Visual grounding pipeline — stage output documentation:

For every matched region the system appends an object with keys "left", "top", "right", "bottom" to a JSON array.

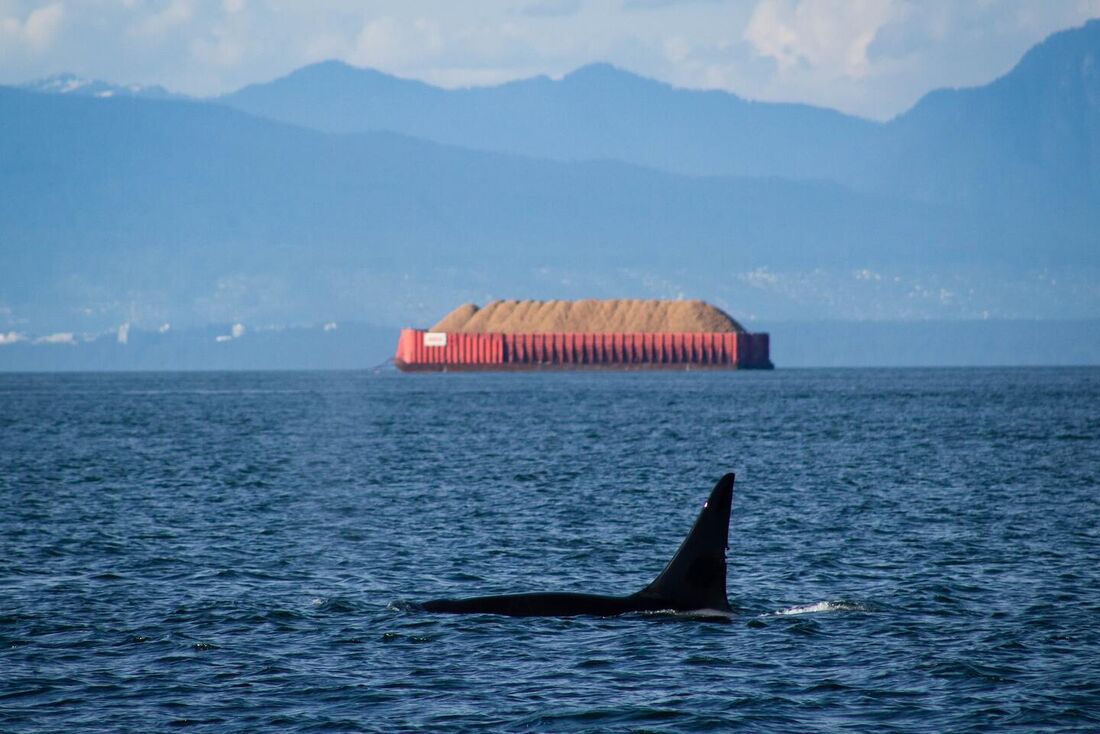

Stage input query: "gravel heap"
[{"left": 430, "top": 299, "right": 744, "bottom": 334}]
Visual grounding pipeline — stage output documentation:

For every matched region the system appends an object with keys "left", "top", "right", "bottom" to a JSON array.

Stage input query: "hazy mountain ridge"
[
  {"left": 219, "top": 20, "right": 1100, "bottom": 215},
  {"left": 22, "top": 20, "right": 1098, "bottom": 208},
  {"left": 865, "top": 19, "right": 1100, "bottom": 211},
  {"left": 6, "top": 84, "right": 1028, "bottom": 337},
  {"left": 221, "top": 59, "right": 875, "bottom": 183}
]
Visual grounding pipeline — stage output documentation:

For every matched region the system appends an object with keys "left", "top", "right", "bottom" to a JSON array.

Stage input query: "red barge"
[{"left": 394, "top": 299, "right": 772, "bottom": 372}]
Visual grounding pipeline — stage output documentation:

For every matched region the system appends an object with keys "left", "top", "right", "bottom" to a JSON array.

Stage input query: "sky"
[{"left": 1, "top": 0, "right": 1098, "bottom": 120}]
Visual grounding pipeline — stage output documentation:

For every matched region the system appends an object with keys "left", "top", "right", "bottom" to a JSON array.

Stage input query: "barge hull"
[{"left": 394, "top": 329, "right": 772, "bottom": 371}]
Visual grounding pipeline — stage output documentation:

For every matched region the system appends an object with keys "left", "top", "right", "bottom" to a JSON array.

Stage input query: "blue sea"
[{"left": 2, "top": 368, "right": 1099, "bottom": 733}]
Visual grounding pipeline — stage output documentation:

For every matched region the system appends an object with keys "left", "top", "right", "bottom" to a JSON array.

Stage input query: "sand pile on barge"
[{"left": 430, "top": 299, "right": 743, "bottom": 334}]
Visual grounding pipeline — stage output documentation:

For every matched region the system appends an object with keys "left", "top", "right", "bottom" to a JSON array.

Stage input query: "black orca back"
[
  {"left": 633, "top": 473, "right": 734, "bottom": 611},
  {"left": 420, "top": 473, "right": 735, "bottom": 617}
]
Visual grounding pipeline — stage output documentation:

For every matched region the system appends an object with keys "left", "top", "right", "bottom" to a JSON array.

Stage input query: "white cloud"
[
  {"left": 215, "top": 334, "right": 233, "bottom": 342},
  {"left": 130, "top": 0, "right": 193, "bottom": 39},
  {"left": 744, "top": 0, "right": 902, "bottom": 79},
  {"left": 1, "top": 2, "right": 65, "bottom": 52},
  {"left": 117, "top": 322, "right": 130, "bottom": 344},
  {"left": 323, "top": 321, "right": 338, "bottom": 331},
  {"left": 522, "top": 0, "right": 582, "bottom": 18},
  {"left": 190, "top": 10, "right": 247, "bottom": 68},
  {"left": 25, "top": 2, "right": 65, "bottom": 50},
  {"left": 34, "top": 332, "right": 76, "bottom": 345},
  {"left": 350, "top": 16, "right": 444, "bottom": 70},
  {"left": 0, "top": 331, "right": 27, "bottom": 346},
  {"left": 159, "top": 322, "right": 171, "bottom": 333}
]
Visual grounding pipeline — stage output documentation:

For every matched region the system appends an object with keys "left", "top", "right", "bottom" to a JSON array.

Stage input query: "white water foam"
[
  {"left": 766, "top": 600, "right": 871, "bottom": 616},
  {"left": 387, "top": 600, "right": 420, "bottom": 612}
]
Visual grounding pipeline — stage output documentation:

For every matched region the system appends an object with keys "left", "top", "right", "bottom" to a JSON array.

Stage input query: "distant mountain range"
[
  {"left": 2, "top": 20, "right": 1098, "bottom": 367},
  {"left": 221, "top": 20, "right": 1100, "bottom": 216},
  {"left": 4, "top": 86, "right": 995, "bottom": 324},
  {"left": 222, "top": 61, "right": 875, "bottom": 186},
  {"left": 866, "top": 21, "right": 1100, "bottom": 214}
]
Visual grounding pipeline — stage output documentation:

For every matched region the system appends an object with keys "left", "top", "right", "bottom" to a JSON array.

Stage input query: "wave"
[{"left": 766, "top": 600, "right": 876, "bottom": 616}]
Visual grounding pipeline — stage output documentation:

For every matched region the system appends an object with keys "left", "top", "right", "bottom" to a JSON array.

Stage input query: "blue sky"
[{"left": 1, "top": 0, "right": 1098, "bottom": 119}]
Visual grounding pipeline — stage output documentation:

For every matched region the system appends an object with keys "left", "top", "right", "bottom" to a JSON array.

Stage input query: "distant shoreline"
[{"left": 1, "top": 319, "right": 1098, "bottom": 371}]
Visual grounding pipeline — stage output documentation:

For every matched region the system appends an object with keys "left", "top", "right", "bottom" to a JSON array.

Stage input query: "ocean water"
[{"left": 2, "top": 368, "right": 1098, "bottom": 733}]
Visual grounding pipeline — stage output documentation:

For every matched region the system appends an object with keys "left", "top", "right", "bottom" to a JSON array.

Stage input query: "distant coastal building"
[{"left": 394, "top": 299, "right": 772, "bottom": 371}]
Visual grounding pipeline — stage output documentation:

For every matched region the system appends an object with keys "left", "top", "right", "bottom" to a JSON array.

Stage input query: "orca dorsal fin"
[{"left": 634, "top": 473, "right": 734, "bottom": 611}]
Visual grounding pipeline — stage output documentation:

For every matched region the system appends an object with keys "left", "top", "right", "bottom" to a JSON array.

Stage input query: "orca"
[{"left": 421, "top": 473, "right": 734, "bottom": 617}]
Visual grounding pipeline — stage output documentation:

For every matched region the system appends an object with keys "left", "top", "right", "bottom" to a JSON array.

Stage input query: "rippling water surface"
[{"left": 2, "top": 369, "right": 1099, "bottom": 732}]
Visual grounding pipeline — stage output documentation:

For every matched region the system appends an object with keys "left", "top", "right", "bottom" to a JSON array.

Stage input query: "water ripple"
[{"left": 2, "top": 368, "right": 1099, "bottom": 732}]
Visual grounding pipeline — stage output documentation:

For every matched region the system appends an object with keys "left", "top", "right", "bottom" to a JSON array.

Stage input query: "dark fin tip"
[{"left": 638, "top": 473, "right": 735, "bottom": 612}]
